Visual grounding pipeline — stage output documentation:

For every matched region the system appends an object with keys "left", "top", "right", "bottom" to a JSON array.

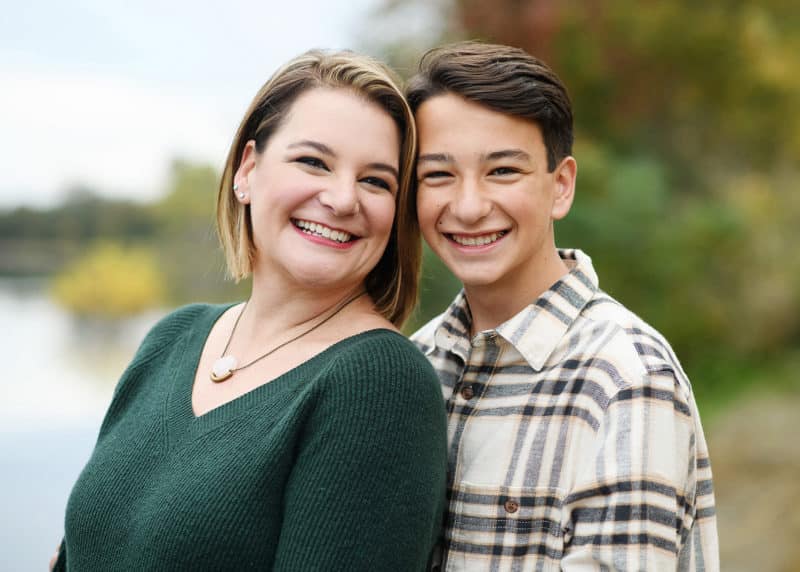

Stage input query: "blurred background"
[{"left": 1, "top": 0, "right": 798, "bottom": 570}]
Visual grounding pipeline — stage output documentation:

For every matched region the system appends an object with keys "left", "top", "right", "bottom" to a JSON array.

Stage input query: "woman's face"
[{"left": 236, "top": 87, "right": 400, "bottom": 294}]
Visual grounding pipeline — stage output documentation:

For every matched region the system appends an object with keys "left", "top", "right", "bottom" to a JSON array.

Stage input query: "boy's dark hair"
[{"left": 406, "top": 41, "right": 573, "bottom": 172}]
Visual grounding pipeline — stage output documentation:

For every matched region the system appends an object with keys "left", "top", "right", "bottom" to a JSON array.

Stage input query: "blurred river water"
[{"left": 0, "top": 278, "right": 163, "bottom": 571}]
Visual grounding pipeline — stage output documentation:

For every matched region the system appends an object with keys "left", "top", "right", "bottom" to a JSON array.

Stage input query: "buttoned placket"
[
  {"left": 459, "top": 331, "right": 497, "bottom": 403},
  {"left": 448, "top": 331, "right": 502, "bottom": 485}
]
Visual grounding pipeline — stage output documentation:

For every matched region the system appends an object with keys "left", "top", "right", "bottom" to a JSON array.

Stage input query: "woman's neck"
[{"left": 234, "top": 269, "right": 368, "bottom": 350}]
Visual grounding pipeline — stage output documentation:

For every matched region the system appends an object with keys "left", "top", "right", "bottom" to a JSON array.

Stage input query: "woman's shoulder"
[
  {"left": 133, "top": 303, "right": 234, "bottom": 365},
  {"left": 310, "top": 328, "right": 446, "bottom": 440},
  {"left": 332, "top": 328, "right": 434, "bottom": 368},
  {"left": 320, "top": 328, "right": 442, "bottom": 401},
  {"left": 145, "top": 302, "right": 227, "bottom": 340}
]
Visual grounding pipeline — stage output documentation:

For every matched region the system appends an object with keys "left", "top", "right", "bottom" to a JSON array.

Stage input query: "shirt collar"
[
  {"left": 430, "top": 249, "right": 599, "bottom": 370},
  {"left": 431, "top": 289, "right": 473, "bottom": 363},
  {"left": 497, "top": 249, "right": 599, "bottom": 370}
]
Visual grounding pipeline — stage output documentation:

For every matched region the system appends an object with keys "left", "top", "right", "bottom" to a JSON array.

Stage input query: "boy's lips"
[{"left": 445, "top": 230, "right": 509, "bottom": 247}]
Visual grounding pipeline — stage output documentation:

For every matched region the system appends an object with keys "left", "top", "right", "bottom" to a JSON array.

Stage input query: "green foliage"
[
  {"left": 370, "top": 0, "right": 800, "bottom": 407},
  {"left": 151, "top": 160, "right": 241, "bottom": 304},
  {"left": 0, "top": 188, "right": 156, "bottom": 241},
  {"left": 0, "top": 189, "right": 157, "bottom": 275},
  {"left": 52, "top": 241, "right": 166, "bottom": 317},
  {"left": 405, "top": 244, "right": 462, "bottom": 334},
  {"left": 154, "top": 159, "right": 218, "bottom": 234},
  {"left": 0, "top": 160, "right": 244, "bottom": 312},
  {"left": 4, "top": 0, "right": 798, "bottom": 405}
]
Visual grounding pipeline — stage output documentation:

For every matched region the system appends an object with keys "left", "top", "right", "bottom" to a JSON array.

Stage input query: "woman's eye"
[
  {"left": 361, "top": 176, "right": 392, "bottom": 191},
  {"left": 295, "top": 156, "right": 328, "bottom": 170}
]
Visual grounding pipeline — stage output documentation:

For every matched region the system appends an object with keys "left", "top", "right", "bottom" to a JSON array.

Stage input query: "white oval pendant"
[{"left": 210, "top": 355, "right": 238, "bottom": 382}]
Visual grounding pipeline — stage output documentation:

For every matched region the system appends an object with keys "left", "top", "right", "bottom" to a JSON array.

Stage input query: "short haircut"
[
  {"left": 217, "top": 49, "right": 420, "bottom": 326},
  {"left": 407, "top": 41, "right": 573, "bottom": 171}
]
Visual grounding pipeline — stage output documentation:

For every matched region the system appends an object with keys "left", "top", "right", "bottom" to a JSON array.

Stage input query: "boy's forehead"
[
  {"left": 414, "top": 94, "right": 545, "bottom": 161},
  {"left": 415, "top": 92, "right": 529, "bottom": 125}
]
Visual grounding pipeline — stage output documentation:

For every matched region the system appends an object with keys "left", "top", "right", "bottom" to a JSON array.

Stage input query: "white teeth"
[
  {"left": 451, "top": 231, "right": 504, "bottom": 246},
  {"left": 293, "top": 219, "right": 352, "bottom": 243}
]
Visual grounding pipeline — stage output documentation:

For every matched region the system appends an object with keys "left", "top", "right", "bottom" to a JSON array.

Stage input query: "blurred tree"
[
  {"left": 370, "top": 0, "right": 800, "bottom": 395},
  {"left": 0, "top": 187, "right": 156, "bottom": 275},
  {"left": 52, "top": 241, "right": 166, "bottom": 317},
  {"left": 0, "top": 187, "right": 155, "bottom": 241},
  {"left": 0, "top": 160, "right": 243, "bottom": 308},
  {"left": 154, "top": 159, "right": 218, "bottom": 234},
  {"left": 152, "top": 159, "right": 243, "bottom": 304}
]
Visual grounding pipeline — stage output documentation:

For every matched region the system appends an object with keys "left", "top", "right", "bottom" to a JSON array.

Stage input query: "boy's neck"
[{"left": 464, "top": 249, "right": 569, "bottom": 335}]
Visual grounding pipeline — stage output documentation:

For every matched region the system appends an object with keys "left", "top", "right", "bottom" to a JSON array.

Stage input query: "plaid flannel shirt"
[{"left": 412, "top": 249, "right": 719, "bottom": 571}]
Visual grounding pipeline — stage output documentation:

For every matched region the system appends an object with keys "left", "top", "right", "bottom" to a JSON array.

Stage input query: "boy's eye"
[
  {"left": 489, "top": 166, "right": 519, "bottom": 176},
  {"left": 361, "top": 176, "right": 392, "bottom": 192},
  {"left": 295, "top": 156, "right": 328, "bottom": 170},
  {"left": 419, "top": 170, "right": 453, "bottom": 181}
]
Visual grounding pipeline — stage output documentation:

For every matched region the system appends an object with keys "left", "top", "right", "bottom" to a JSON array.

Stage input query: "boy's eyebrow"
[
  {"left": 483, "top": 149, "right": 531, "bottom": 162},
  {"left": 417, "top": 152, "right": 455, "bottom": 164},
  {"left": 418, "top": 149, "right": 532, "bottom": 164}
]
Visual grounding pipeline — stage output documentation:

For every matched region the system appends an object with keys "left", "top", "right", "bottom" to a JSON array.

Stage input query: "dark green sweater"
[{"left": 55, "top": 304, "right": 447, "bottom": 571}]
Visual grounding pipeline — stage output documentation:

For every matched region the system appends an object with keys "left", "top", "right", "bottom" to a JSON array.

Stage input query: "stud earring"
[{"left": 238, "top": 192, "right": 245, "bottom": 199}]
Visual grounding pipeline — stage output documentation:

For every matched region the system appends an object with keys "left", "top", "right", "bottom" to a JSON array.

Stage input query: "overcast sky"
[{"left": 0, "top": 0, "right": 388, "bottom": 208}]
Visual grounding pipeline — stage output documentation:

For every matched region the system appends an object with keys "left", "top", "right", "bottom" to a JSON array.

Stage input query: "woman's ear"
[
  {"left": 233, "top": 140, "right": 258, "bottom": 204},
  {"left": 551, "top": 156, "right": 576, "bottom": 221}
]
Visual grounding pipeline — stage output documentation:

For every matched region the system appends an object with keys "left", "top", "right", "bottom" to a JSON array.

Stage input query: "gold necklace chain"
[{"left": 210, "top": 290, "right": 367, "bottom": 382}]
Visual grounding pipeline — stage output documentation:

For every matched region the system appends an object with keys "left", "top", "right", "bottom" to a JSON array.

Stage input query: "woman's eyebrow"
[
  {"left": 366, "top": 162, "right": 399, "bottom": 180},
  {"left": 289, "top": 140, "right": 398, "bottom": 179},
  {"left": 288, "top": 140, "right": 336, "bottom": 157}
]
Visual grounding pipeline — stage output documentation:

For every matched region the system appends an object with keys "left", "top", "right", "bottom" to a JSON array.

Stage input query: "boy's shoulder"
[
  {"left": 572, "top": 289, "right": 693, "bottom": 396},
  {"left": 409, "top": 312, "right": 445, "bottom": 352}
]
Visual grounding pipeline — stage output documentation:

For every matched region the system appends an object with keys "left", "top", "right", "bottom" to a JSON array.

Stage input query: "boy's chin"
[{"left": 452, "top": 268, "right": 507, "bottom": 290}]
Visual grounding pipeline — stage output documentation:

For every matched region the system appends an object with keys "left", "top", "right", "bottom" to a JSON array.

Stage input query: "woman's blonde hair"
[{"left": 217, "top": 49, "right": 419, "bottom": 326}]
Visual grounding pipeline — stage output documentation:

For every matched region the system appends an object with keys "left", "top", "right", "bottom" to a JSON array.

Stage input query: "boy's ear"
[{"left": 551, "top": 156, "right": 577, "bottom": 220}]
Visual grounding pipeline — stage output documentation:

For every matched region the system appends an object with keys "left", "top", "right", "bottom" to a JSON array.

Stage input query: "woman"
[{"left": 52, "top": 50, "right": 447, "bottom": 571}]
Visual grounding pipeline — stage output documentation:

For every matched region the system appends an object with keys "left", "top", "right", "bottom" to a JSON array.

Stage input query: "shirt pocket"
[{"left": 446, "top": 482, "right": 565, "bottom": 571}]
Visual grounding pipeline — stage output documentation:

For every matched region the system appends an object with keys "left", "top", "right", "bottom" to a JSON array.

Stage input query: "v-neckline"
[{"left": 163, "top": 304, "right": 396, "bottom": 448}]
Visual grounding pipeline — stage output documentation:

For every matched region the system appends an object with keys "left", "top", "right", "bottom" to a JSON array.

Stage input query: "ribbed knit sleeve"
[
  {"left": 95, "top": 304, "right": 212, "bottom": 439},
  {"left": 272, "top": 332, "right": 447, "bottom": 571},
  {"left": 53, "top": 303, "right": 220, "bottom": 571}
]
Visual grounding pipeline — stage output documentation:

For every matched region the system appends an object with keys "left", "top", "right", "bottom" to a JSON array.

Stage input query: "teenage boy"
[{"left": 408, "top": 42, "right": 719, "bottom": 571}]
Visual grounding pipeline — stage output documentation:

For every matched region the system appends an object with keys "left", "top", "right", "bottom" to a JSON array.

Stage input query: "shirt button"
[
  {"left": 460, "top": 385, "right": 474, "bottom": 400},
  {"left": 504, "top": 499, "right": 519, "bottom": 514}
]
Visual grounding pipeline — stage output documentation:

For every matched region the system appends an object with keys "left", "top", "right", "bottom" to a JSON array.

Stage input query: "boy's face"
[{"left": 414, "top": 93, "right": 574, "bottom": 292}]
